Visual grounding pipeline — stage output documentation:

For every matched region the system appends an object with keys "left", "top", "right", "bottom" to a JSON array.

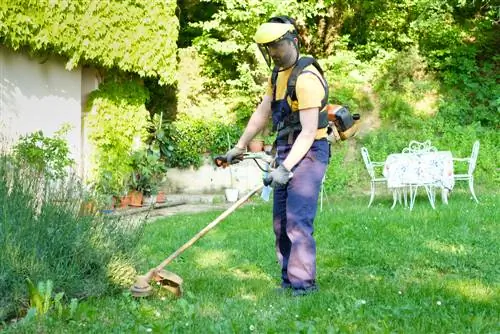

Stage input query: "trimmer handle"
[{"left": 214, "top": 155, "right": 229, "bottom": 168}]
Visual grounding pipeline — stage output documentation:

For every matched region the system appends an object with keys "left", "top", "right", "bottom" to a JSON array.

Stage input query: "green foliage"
[
  {"left": 12, "top": 128, "right": 74, "bottom": 180},
  {"left": 86, "top": 78, "right": 150, "bottom": 196},
  {"left": 0, "top": 154, "right": 144, "bottom": 322},
  {"left": 323, "top": 141, "right": 350, "bottom": 192},
  {"left": 407, "top": 0, "right": 498, "bottom": 127},
  {"left": 162, "top": 115, "right": 242, "bottom": 168},
  {"left": 321, "top": 50, "right": 374, "bottom": 113},
  {"left": 129, "top": 149, "right": 167, "bottom": 194},
  {"left": 373, "top": 47, "right": 441, "bottom": 123},
  {"left": 0, "top": 0, "right": 179, "bottom": 84}
]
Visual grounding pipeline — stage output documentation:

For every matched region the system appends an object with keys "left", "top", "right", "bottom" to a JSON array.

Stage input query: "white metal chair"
[
  {"left": 360, "top": 147, "right": 386, "bottom": 207},
  {"left": 402, "top": 140, "right": 439, "bottom": 209},
  {"left": 453, "top": 140, "right": 480, "bottom": 203},
  {"left": 402, "top": 140, "right": 437, "bottom": 154}
]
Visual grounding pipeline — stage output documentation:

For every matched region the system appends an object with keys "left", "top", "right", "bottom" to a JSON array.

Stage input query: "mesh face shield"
[{"left": 257, "top": 34, "right": 298, "bottom": 70}]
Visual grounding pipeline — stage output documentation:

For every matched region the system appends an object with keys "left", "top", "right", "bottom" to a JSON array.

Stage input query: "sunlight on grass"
[
  {"left": 230, "top": 267, "right": 272, "bottom": 282},
  {"left": 425, "top": 240, "right": 467, "bottom": 255},
  {"left": 199, "top": 302, "right": 222, "bottom": 318},
  {"left": 195, "top": 250, "right": 229, "bottom": 268},
  {"left": 446, "top": 279, "right": 498, "bottom": 303},
  {"left": 236, "top": 291, "right": 257, "bottom": 302}
]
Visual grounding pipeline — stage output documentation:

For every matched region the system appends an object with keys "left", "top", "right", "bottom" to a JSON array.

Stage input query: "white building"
[{"left": 0, "top": 45, "right": 99, "bottom": 178}]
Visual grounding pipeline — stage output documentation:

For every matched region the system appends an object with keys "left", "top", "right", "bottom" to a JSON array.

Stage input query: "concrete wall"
[{"left": 163, "top": 157, "right": 264, "bottom": 195}]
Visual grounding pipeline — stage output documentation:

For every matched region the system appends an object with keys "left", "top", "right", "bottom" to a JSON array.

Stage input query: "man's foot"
[
  {"left": 274, "top": 283, "right": 291, "bottom": 294},
  {"left": 291, "top": 285, "right": 318, "bottom": 297}
]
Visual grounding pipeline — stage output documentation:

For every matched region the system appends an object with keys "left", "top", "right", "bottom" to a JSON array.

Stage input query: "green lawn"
[{"left": 4, "top": 188, "right": 499, "bottom": 333}]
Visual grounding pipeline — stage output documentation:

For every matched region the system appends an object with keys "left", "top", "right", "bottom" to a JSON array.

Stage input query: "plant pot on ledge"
[
  {"left": 156, "top": 191, "right": 166, "bottom": 203},
  {"left": 128, "top": 190, "right": 143, "bottom": 207},
  {"left": 248, "top": 139, "right": 264, "bottom": 152}
]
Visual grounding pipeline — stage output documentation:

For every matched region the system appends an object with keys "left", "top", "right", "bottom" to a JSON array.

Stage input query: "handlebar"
[{"left": 214, "top": 152, "right": 274, "bottom": 169}]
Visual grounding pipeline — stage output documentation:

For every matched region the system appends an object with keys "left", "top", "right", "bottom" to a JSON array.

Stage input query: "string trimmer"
[{"left": 130, "top": 152, "right": 273, "bottom": 297}]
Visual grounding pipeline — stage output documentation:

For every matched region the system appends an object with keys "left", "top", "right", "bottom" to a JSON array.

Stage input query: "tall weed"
[{"left": 0, "top": 155, "right": 145, "bottom": 322}]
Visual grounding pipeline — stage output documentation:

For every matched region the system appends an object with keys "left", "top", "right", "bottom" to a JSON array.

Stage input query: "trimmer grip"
[
  {"left": 214, "top": 156, "right": 229, "bottom": 168},
  {"left": 263, "top": 175, "right": 273, "bottom": 187}
]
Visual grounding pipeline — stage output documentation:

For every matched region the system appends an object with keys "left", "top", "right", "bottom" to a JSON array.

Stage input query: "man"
[{"left": 222, "top": 16, "right": 330, "bottom": 296}]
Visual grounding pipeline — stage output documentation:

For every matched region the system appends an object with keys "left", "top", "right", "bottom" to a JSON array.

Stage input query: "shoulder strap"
[
  {"left": 286, "top": 57, "right": 316, "bottom": 100},
  {"left": 287, "top": 56, "right": 329, "bottom": 106},
  {"left": 271, "top": 66, "right": 280, "bottom": 100}
]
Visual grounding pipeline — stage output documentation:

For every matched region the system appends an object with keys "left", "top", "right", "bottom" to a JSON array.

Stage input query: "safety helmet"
[{"left": 254, "top": 16, "right": 300, "bottom": 70}]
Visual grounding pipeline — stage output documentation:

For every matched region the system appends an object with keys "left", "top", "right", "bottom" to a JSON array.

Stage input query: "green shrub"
[
  {"left": 0, "top": 155, "right": 144, "bottom": 322},
  {"left": 162, "top": 114, "right": 242, "bottom": 168}
]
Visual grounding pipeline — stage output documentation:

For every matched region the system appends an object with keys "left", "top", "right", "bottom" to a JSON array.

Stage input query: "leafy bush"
[
  {"left": 0, "top": 154, "right": 144, "bottom": 322},
  {"left": 0, "top": 0, "right": 179, "bottom": 84},
  {"left": 129, "top": 148, "right": 167, "bottom": 194}
]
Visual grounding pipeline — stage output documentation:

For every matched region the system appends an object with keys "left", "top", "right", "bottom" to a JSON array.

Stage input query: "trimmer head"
[
  {"left": 130, "top": 269, "right": 183, "bottom": 297},
  {"left": 130, "top": 275, "right": 154, "bottom": 297},
  {"left": 153, "top": 269, "right": 183, "bottom": 297}
]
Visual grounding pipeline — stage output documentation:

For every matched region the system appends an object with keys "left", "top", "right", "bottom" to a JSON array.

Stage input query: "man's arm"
[
  {"left": 281, "top": 107, "right": 318, "bottom": 171},
  {"left": 236, "top": 95, "right": 272, "bottom": 149}
]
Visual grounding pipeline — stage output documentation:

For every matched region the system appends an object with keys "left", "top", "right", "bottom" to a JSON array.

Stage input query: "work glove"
[
  {"left": 225, "top": 146, "right": 246, "bottom": 164},
  {"left": 264, "top": 164, "right": 292, "bottom": 188}
]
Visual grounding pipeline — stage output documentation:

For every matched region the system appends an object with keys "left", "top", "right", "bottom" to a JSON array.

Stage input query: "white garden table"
[{"left": 383, "top": 151, "right": 454, "bottom": 210}]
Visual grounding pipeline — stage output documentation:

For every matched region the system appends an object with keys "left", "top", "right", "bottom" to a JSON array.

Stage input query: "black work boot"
[
  {"left": 274, "top": 282, "right": 292, "bottom": 294},
  {"left": 291, "top": 285, "right": 318, "bottom": 297}
]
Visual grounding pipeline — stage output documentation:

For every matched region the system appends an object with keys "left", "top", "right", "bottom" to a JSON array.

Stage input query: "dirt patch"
[
  {"left": 358, "top": 85, "right": 381, "bottom": 137},
  {"left": 343, "top": 85, "right": 382, "bottom": 163}
]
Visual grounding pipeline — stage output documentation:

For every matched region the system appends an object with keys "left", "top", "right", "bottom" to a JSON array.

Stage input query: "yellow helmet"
[{"left": 254, "top": 22, "right": 295, "bottom": 45}]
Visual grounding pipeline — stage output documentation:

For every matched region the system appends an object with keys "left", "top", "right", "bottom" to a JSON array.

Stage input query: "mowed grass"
[{"left": 5, "top": 188, "right": 499, "bottom": 333}]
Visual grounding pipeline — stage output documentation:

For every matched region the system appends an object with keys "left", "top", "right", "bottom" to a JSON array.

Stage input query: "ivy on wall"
[
  {"left": 86, "top": 78, "right": 150, "bottom": 195},
  {"left": 0, "top": 0, "right": 178, "bottom": 84}
]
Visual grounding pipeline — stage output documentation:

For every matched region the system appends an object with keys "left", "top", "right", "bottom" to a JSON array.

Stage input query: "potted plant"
[
  {"left": 93, "top": 171, "right": 120, "bottom": 213},
  {"left": 128, "top": 148, "right": 167, "bottom": 206}
]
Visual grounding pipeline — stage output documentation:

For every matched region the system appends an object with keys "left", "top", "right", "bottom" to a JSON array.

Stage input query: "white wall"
[{"left": 0, "top": 45, "right": 83, "bottom": 171}]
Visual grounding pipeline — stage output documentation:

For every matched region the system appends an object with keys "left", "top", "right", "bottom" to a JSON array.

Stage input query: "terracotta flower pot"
[
  {"left": 248, "top": 139, "right": 264, "bottom": 152},
  {"left": 128, "top": 190, "right": 143, "bottom": 207},
  {"left": 119, "top": 195, "right": 131, "bottom": 208},
  {"left": 156, "top": 191, "right": 166, "bottom": 203},
  {"left": 79, "top": 200, "right": 97, "bottom": 216}
]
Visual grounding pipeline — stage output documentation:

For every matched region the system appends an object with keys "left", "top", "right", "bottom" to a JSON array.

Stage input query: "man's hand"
[
  {"left": 225, "top": 146, "right": 246, "bottom": 164},
  {"left": 265, "top": 164, "right": 292, "bottom": 188}
]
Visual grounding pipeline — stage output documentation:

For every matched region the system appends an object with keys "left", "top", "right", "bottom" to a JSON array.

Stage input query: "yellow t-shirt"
[{"left": 265, "top": 64, "right": 328, "bottom": 139}]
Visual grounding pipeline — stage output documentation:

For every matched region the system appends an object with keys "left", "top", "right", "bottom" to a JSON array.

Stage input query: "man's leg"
[
  {"left": 273, "top": 185, "right": 291, "bottom": 287},
  {"left": 285, "top": 140, "right": 328, "bottom": 290}
]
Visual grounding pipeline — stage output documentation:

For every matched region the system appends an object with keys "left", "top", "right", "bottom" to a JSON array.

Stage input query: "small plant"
[
  {"left": 25, "top": 278, "right": 78, "bottom": 321},
  {"left": 13, "top": 127, "right": 74, "bottom": 180}
]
